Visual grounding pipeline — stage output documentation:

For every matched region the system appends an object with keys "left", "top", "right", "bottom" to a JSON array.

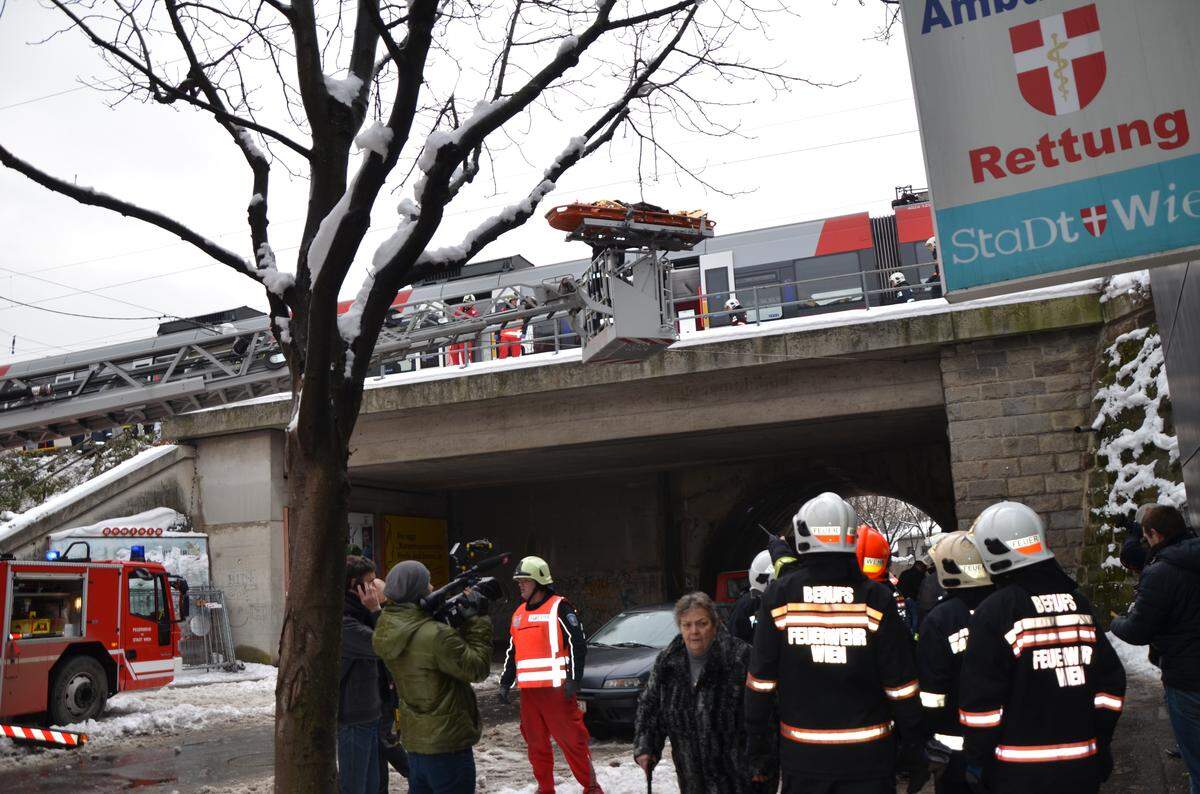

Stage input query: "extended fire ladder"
[{"left": 0, "top": 213, "right": 711, "bottom": 448}]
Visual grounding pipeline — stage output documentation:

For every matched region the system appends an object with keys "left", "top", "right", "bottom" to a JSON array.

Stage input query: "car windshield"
[{"left": 589, "top": 608, "right": 678, "bottom": 649}]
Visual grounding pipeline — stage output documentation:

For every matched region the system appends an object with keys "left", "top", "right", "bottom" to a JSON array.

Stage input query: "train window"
[{"left": 791, "top": 252, "right": 865, "bottom": 312}]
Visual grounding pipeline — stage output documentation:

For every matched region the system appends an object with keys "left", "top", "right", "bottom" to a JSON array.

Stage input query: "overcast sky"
[{"left": 0, "top": 1, "right": 928, "bottom": 365}]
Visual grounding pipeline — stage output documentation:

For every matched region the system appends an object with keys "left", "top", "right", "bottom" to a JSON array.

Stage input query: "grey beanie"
[{"left": 384, "top": 560, "right": 431, "bottom": 604}]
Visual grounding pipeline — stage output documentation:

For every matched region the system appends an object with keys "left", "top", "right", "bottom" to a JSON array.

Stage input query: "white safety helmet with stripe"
[
  {"left": 969, "top": 500, "right": 1054, "bottom": 574},
  {"left": 748, "top": 549, "right": 774, "bottom": 593},
  {"left": 929, "top": 531, "right": 992, "bottom": 589},
  {"left": 513, "top": 555, "right": 553, "bottom": 586},
  {"left": 792, "top": 492, "right": 859, "bottom": 554},
  {"left": 888, "top": 271, "right": 907, "bottom": 286}
]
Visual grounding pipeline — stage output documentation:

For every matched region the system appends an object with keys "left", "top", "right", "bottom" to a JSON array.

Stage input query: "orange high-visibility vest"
[{"left": 511, "top": 595, "right": 569, "bottom": 689}]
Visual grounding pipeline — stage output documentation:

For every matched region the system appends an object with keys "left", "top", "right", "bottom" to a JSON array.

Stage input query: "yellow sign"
[{"left": 381, "top": 516, "right": 450, "bottom": 587}]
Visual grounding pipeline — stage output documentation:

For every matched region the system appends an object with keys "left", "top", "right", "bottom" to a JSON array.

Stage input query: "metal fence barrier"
[{"left": 179, "top": 586, "right": 244, "bottom": 672}]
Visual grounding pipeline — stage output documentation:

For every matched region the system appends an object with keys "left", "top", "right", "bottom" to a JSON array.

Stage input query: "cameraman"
[
  {"left": 1111, "top": 505, "right": 1200, "bottom": 789},
  {"left": 372, "top": 561, "right": 492, "bottom": 794}
]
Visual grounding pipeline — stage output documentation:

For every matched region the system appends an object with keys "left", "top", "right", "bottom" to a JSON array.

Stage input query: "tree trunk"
[{"left": 274, "top": 425, "right": 351, "bottom": 793}]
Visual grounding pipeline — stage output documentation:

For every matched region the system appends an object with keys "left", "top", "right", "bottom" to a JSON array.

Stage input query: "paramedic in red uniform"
[
  {"left": 500, "top": 556, "right": 602, "bottom": 793},
  {"left": 447, "top": 294, "right": 479, "bottom": 367}
]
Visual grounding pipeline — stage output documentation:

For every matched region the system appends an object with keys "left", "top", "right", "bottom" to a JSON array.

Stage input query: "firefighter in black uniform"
[
  {"left": 918, "top": 531, "right": 996, "bottom": 793},
  {"left": 745, "top": 492, "right": 927, "bottom": 794},
  {"left": 958, "top": 501, "right": 1126, "bottom": 794},
  {"left": 728, "top": 550, "right": 774, "bottom": 644}
]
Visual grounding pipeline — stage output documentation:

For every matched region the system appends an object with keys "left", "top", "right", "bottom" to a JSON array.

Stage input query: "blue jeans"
[
  {"left": 407, "top": 748, "right": 477, "bottom": 794},
  {"left": 1166, "top": 686, "right": 1200, "bottom": 794},
  {"left": 338, "top": 721, "right": 380, "bottom": 794}
]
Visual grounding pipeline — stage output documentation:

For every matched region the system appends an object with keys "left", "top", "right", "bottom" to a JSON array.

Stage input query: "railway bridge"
[{"left": 116, "top": 282, "right": 1123, "bottom": 659}]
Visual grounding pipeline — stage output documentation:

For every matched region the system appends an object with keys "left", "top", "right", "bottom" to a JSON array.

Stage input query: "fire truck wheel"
[{"left": 49, "top": 656, "right": 109, "bottom": 725}]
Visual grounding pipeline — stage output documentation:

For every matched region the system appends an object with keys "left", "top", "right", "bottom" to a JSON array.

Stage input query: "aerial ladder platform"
[{"left": 0, "top": 209, "right": 712, "bottom": 449}]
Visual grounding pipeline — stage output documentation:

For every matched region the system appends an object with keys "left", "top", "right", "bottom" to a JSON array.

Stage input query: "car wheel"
[
  {"left": 584, "top": 712, "right": 612, "bottom": 740},
  {"left": 49, "top": 656, "right": 108, "bottom": 725}
]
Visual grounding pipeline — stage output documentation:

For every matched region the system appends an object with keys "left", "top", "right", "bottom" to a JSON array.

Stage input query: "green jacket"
[{"left": 372, "top": 603, "right": 492, "bottom": 755}]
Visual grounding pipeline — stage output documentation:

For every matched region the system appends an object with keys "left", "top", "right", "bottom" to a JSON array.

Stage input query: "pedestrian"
[
  {"left": 728, "top": 550, "right": 774, "bottom": 644},
  {"left": 857, "top": 525, "right": 912, "bottom": 630},
  {"left": 745, "top": 492, "right": 927, "bottom": 794},
  {"left": 959, "top": 501, "right": 1126, "bottom": 794},
  {"left": 499, "top": 556, "right": 602, "bottom": 793},
  {"left": 916, "top": 532, "right": 995, "bottom": 794},
  {"left": 897, "top": 558, "right": 931, "bottom": 633},
  {"left": 923, "top": 237, "right": 943, "bottom": 299},
  {"left": 888, "top": 271, "right": 915, "bottom": 303},
  {"left": 1110, "top": 504, "right": 1200, "bottom": 792},
  {"left": 447, "top": 295, "right": 479, "bottom": 367},
  {"left": 635, "top": 591, "right": 766, "bottom": 793},
  {"left": 372, "top": 561, "right": 492, "bottom": 794},
  {"left": 725, "top": 296, "right": 749, "bottom": 325},
  {"left": 340, "top": 556, "right": 384, "bottom": 794}
]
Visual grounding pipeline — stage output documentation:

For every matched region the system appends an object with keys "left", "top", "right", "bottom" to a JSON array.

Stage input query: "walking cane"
[{"left": 645, "top": 765, "right": 652, "bottom": 794}]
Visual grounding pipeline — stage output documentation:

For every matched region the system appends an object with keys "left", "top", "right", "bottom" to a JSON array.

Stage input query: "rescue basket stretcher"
[{"left": 545, "top": 201, "right": 715, "bottom": 249}]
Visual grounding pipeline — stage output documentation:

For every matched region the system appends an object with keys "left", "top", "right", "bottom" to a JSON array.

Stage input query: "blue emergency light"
[
  {"left": 130, "top": 545, "right": 146, "bottom": 562},
  {"left": 45, "top": 549, "right": 61, "bottom": 561}
]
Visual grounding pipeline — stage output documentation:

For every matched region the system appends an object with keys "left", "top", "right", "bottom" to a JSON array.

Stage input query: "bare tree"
[
  {"left": 848, "top": 494, "right": 938, "bottom": 556},
  {"left": 1, "top": 0, "right": 830, "bottom": 787}
]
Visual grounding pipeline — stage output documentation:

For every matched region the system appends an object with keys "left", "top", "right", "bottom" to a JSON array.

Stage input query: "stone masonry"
[{"left": 941, "top": 326, "right": 1099, "bottom": 568}]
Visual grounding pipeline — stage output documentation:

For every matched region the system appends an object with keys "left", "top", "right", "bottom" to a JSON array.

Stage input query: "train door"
[{"left": 699, "top": 251, "right": 734, "bottom": 328}]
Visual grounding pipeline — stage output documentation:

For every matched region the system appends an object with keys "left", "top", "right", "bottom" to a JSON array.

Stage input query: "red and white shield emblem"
[
  {"left": 1080, "top": 204, "right": 1108, "bottom": 237},
  {"left": 1010, "top": 4, "right": 1106, "bottom": 116}
]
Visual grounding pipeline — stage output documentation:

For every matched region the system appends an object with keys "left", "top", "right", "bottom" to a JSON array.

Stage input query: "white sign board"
[{"left": 900, "top": 1, "right": 1200, "bottom": 299}]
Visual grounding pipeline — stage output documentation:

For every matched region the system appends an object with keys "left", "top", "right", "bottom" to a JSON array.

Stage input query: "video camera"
[{"left": 420, "top": 539, "right": 511, "bottom": 628}]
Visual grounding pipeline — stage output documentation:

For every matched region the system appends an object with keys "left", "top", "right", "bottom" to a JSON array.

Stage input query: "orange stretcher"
[{"left": 545, "top": 201, "right": 715, "bottom": 234}]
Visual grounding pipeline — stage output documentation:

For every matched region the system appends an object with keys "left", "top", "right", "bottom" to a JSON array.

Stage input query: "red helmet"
[{"left": 855, "top": 524, "right": 891, "bottom": 583}]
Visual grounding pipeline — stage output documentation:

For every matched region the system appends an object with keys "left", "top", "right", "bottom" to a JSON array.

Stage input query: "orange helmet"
[{"left": 855, "top": 524, "right": 891, "bottom": 583}]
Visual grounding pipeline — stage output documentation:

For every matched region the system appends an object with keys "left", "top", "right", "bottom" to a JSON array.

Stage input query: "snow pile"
[
  {"left": 355, "top": 121, "right": 393, "bottom": 157},
  {"left": 1101, "top": 270, "right": 1151, "bottom": 303},
  {"left": 0, "top": 445, "right": 180, "bottom": 545},
  {"left": 492, "top": 751, "right": 680, "bottom": 794},
  {"left": 172, "top": 662, "right": 275, "bottom": 688},
  {"left": 50, "top": 506, "right": 186, "bottom": 537},
  {"left": 235, "top": 128, "right": 266, "bottom": 162},
  {"left": 324, "top": 73, "right": 363, "bottom": 106},
  {"left": 1108, "top": 631, "right": 1160, "bottom": 683},
  {"left": 54, "top": 675, "right": 275, "bottom": 741}
]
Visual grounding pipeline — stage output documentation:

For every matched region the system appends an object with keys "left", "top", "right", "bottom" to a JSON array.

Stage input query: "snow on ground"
[
  {"left": 172, "top": 662, "right": 275, "bottom": 688},
  {"left": 1109, "top": 631, "right": 1161, "bottom": 683},
  {"left": 482, "top": 729, "right": 679, "bottom": 794},
  {"left": 55, "top": 675, "right": 275, "bottom": 741}
]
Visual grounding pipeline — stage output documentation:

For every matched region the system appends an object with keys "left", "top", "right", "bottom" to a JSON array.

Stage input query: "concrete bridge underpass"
[{"left": 152, "top": 284, "right": 1114, "bottom": 654}]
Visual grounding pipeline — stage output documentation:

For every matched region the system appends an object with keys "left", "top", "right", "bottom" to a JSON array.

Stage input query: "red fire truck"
[{"left": 1, "top": 546, "right": 188, "bottom": 726}]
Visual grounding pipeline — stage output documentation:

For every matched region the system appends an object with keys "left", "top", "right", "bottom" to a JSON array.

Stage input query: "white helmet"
[
  {"left": 969, "top": 501, "right": 1054, "bottom": 574},
  {"left": 889, "top": 271, "right": 907, "bottom": 286},
  {"left": 792, "top": 492, "right": 859, "bottom": 555},
  {"left": 930, "top": 531, "right": 991, "bottom": 589},
  {"left": 724, "top": 297, "right": 741, "bottom": 310},
  {"left": 462, "top": 294, "right": 476, "bottom": 303},
  {"left": 748, "top": 550, "right": 774, "bottom": 593},
  {"left": 925, "top": 236, "right": 937, "bottom": 252}
]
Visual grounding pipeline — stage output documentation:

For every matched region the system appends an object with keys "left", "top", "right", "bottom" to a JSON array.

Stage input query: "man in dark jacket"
[
  {"left": 745, "top": 492, "right": 926, "bottom": 793},
  {"left": 373, "top": 561, "right": 492, "bottom": 794},
  {"left": 959, "top": 501, "right": 1125, "bottom": 794},
  {"left": 341, "top": 556, "right": 384, "bottom": 794},
  {"left": 635, "top": 592, "right": 764, "bottom": 793},
  {"left": 1111, "top": 504, "right": 1200, "bottom": 791}
]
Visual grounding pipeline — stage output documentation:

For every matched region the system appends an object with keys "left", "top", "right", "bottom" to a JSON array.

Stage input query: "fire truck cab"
[{"left": 1, "top": 550, "right": 187, "bottom": 725}]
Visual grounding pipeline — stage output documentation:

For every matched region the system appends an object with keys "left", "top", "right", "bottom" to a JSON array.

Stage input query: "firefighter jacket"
[
  {"left": 500, "top": 589, "right": 587, "bottom": 690},
  {"left": 744, "top": 554, "right": 924, "bottom": 780},
  {"left": 916, "top": 586, "right": 994, "bottom": 752},
  {"left": 727, "top": 589, "right": 762, "bottom": 645},
  {"left": 958, "top": 561, "right": 1126, "bottom": 793}
]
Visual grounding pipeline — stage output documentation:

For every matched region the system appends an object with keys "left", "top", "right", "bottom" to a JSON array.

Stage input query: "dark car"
[{"left": 579, "top": 604, "right": 679, "bottom": 734}]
